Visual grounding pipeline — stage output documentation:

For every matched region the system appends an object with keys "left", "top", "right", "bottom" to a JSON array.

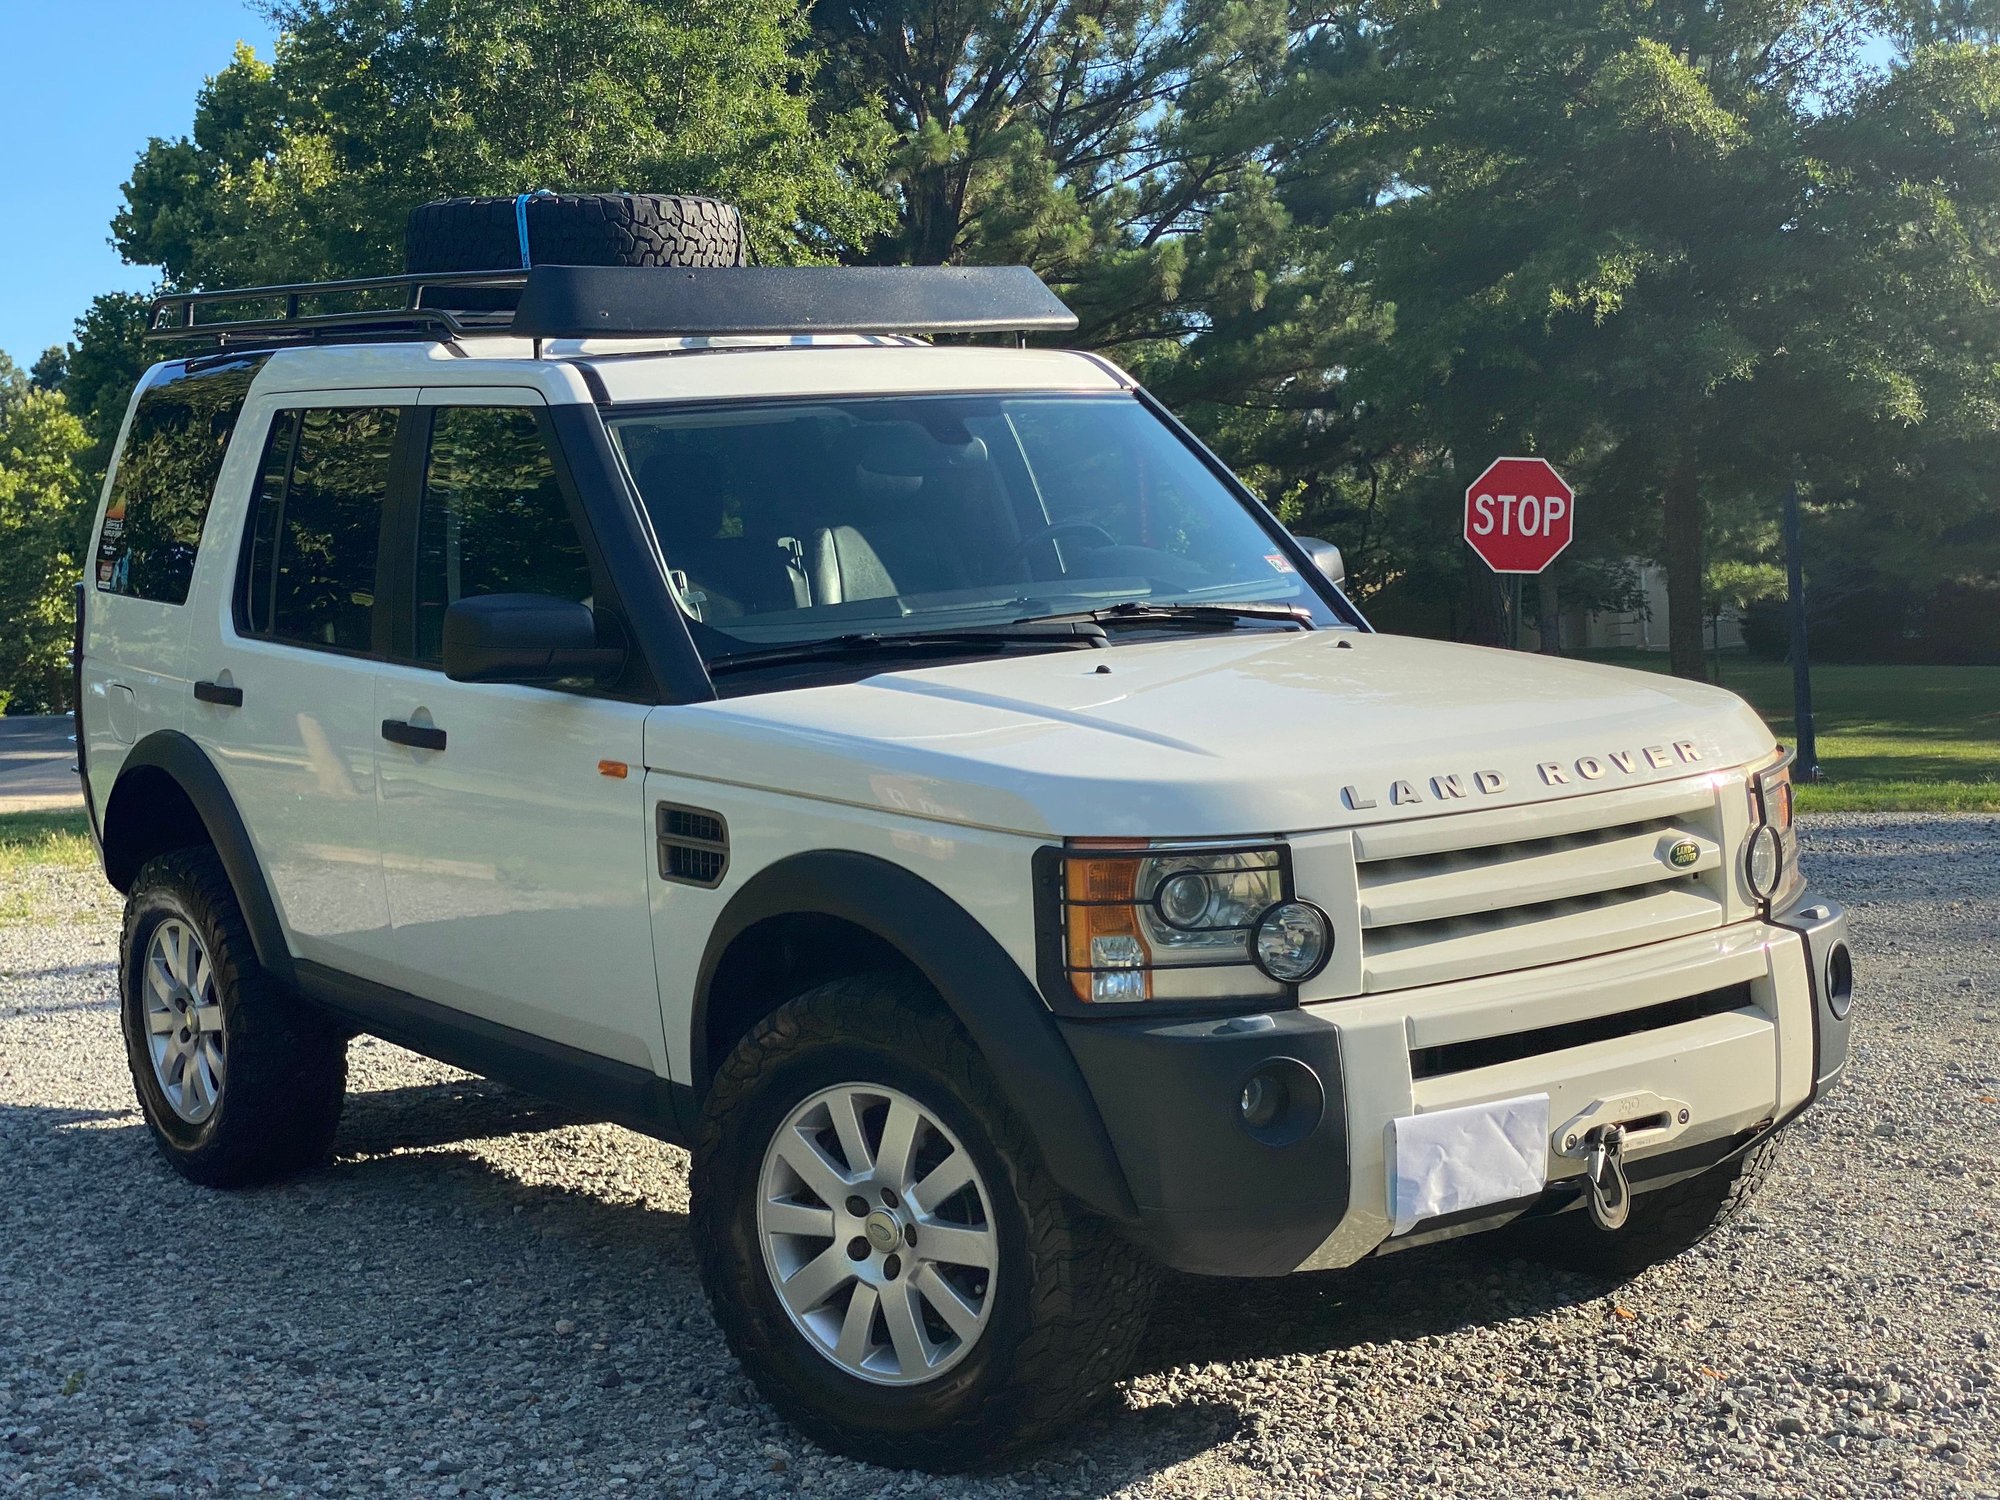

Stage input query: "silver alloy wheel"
[
  {"left": 757, "top": 1082, "right": 999, "bottom": 1386},
  {"left": 141, "top": 918, "right": 225, "bottom": 1125}
]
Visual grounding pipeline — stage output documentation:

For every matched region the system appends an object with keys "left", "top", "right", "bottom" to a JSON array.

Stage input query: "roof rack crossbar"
[{"left": 146, "top": 263, "right": 1079, "bottom": 349}]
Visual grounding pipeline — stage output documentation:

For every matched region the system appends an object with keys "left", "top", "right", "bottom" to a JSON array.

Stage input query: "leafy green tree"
[
  {"left": 64, "top": 293, "right": 155, "bottom": 485},
  {"left": 1310, "top": 2, "right": 2000, "bottom": 676},
  {"left": 114, "top": 0, "right": 892, "bottom": 285},
  {"left": 29, "top": 347, "right": 68, "bottom": 394},
  {"left": 0, "top": 388, "right": 92, "bottom": 713}
]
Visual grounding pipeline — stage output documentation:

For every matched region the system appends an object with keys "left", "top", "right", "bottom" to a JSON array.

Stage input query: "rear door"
[
  {"left": 184, "top": 393, "right": 413, "bottom": 978},
  {"left": 371, "top": 390, "right": 663, "bottom": 1068}
]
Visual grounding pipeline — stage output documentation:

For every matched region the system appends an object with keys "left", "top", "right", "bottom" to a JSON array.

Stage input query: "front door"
[{"left": 371, "top": 391, "right": 662, "bottom": 1070}]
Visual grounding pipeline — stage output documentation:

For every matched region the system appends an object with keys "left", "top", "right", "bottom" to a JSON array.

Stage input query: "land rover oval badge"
[{"left": 1668, "top": 839, "right": 1702, "bottom": 869}]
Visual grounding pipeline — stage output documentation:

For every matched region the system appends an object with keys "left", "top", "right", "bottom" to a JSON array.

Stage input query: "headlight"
[
  {"left": 1048, "top": 842, "right": 1325, "bottom": 1007},
  {"left": 1743, "top": 750, "right": 1806, "bottom": 913}
]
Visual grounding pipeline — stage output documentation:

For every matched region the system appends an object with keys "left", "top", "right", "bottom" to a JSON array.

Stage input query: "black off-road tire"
[
  {"left": 404, "top": 193, "right": 746, "bottom": 275},
  {"left": 120, "top": 847, "right": 347, "bottom": 1188},
  {"left": 690, "top": 973, "right": 1155, "bottom": 1470},
  {"left": 1509, "top": 1132, "right": 1786, "bottom": 1282}
]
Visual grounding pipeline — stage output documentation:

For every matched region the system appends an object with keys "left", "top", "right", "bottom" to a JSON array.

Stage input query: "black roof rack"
[
  {"left": 146, "top": 270, "right": 528, "bottom": 346},
  {"left": 146, "top": 264, "right": 1078, "bottom": 348}
]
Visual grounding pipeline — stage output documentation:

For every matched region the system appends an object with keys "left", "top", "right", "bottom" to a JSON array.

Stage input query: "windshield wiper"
[
  {"left": 1024, "top": 600, "right": 1314, "bottom": 632},
  {"left": 706, "top": 620, "right": 1109, "bottom": 675}
]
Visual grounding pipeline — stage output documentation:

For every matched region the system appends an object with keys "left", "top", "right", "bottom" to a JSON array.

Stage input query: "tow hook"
[
  {"left": 1551, "top": 1089, "right": 1691, "bottom": 1230},
  {"left": 1578, "top": 1124, "right": 1630, "bottom": 1231}
]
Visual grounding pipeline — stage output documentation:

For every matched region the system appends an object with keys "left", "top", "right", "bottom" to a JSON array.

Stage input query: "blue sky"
[{"left": 0, "top": 1, "right": 277, "bottom": 365}]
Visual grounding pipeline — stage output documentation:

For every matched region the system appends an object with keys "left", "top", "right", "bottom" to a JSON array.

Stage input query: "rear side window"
[
  {"left": 414, "top": 406, "right": 593, "bottom": 663},
  {"left": 96, "top": 357, "right": 265, "bottom": 604},
  {"left": 239, "top": 406, "right": 402, "bottom": 654}
]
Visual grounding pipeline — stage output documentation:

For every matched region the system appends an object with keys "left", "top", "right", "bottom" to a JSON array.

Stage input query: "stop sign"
[{"left": 1464, "top": 457, "right": 1574, "bottom": 574}]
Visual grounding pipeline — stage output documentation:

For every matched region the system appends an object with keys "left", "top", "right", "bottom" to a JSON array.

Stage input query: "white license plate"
[{"left": 1386, "top": 1093, "right": 1550, "bottom": 1236}]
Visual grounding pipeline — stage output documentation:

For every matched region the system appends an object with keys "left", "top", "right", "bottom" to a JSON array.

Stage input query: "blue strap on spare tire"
[{"left": 513, "top": 189, "right": 556, "bottom": 268}]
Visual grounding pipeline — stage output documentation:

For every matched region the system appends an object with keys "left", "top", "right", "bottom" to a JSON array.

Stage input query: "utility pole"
[{"left": 1783, "top": 482, "right": 1820, "bottom": 781}]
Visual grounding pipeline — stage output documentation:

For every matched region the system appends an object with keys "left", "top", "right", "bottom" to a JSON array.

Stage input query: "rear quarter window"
[{"left": 96, "top": 356, "right": 267, "bottom": 604}]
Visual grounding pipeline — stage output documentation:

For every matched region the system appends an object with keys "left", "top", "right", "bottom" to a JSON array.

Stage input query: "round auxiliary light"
[
  {"left": 1155, "top": 869, "right": 1217, "bottom": 930},
  {"left": 1744, "top": 824, "right": 1784, "bottom": 902},
  {"left": 1252, "top": 901, "right": 1332, "bottom": 983}
]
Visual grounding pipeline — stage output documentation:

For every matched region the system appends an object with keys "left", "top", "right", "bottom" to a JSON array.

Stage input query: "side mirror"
[
  {"left": 1294, "top": 537, "right": 1346, "bottom": 588},
  {"left": 442, "top": 593, "right": 626, "bottom": 686}
]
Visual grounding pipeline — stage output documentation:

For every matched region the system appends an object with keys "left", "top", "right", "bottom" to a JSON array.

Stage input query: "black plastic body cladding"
[
  {"left": 694, "top": 852, "right": 1139, "bottom": 1222},
  {"left": 1059, "top": 1009, "right": 1352, "bottom": 1276},
  {"left": 102, "top": 731, "right": 296, "bottom": 989}
]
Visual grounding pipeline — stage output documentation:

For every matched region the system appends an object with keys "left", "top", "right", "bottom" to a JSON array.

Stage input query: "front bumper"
[{"left": 1059, "top": 897, "right": 1853, "bottom": 1277}]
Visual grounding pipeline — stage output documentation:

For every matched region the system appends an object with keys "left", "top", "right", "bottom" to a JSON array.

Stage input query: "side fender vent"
[{"left": 658, "top": 803, "right": 729, "bottom": 888}]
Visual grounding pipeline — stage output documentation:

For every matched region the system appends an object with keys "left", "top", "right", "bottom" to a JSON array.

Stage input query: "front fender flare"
[
  {"left": 105, "top": 731, "right": 296, "bottom": 989},
  {"left": 694, "top": 851, "right": 1138, "bottom": 1222}
]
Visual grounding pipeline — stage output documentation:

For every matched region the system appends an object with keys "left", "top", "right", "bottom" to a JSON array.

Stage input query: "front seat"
[{"left": 810, "top": 467, "right": 971, "bottom": 604}]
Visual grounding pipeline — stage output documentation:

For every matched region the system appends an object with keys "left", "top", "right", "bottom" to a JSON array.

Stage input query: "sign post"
[
  {"left": 1783, "top": 482, "right": 1820, "bottom": 781},
  {"left": 1464, "top": 457, "right": 1574, "bottom": 648}
]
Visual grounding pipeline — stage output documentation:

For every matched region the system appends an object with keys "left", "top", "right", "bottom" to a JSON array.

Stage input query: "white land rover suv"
[{"left": 76, "top": 213, "right": 1853, "bottom": 1469}]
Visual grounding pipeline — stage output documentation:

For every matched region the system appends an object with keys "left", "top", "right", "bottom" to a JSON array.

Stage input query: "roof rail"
[{"left": 145, "top": 264, "right": 1077, "bottom": 349}]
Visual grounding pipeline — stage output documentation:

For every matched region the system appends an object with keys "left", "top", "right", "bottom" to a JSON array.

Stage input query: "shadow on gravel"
[
  {"left": 333, "top": 1077, "right": 588, "bottom": 1156},
  {"left": 0, "top": 961, "right": 117, "bottom": 988},
  {"left": 1134, "top": 1238, "right": 1601, "bottom": 1375}
]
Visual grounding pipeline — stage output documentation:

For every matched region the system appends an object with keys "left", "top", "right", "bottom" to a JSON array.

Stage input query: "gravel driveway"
[{"left": 1, "top": 815, "right": 1995, "bottom": 1498}]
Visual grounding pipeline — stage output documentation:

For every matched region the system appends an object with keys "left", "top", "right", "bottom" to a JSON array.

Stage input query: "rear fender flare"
[{"left": 103, "top": 730, "right": 295, "bottom": 988}]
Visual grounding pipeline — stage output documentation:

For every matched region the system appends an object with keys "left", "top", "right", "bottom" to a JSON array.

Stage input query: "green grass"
[
  {"left": 0, "top": 809, "right": 96, "bottom": 877},
  {"left": 1580, "top": 652, "right": 2000, "bottom": 813}
]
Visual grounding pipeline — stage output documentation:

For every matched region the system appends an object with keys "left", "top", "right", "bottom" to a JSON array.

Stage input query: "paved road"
[
  {"left": 0, "top": 815, "right": 1994, "bottom": 1497},
  {"left": 0, "top": 715, "right": 81, "bottom": 811}
]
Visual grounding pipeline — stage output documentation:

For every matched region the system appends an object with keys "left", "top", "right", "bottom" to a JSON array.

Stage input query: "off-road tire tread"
[
  {"left": 1516, "top": 1131, "right": 1785, "bottom": 1281},
  {"left": 405, "top": 193, "right": 746, "bottom": 274},
  {"left": 690, "top": 973, "right": 1154, "bottom": 1469},
  {"left": 121, "top": 847, "right": 346, "bottom": 1188}
]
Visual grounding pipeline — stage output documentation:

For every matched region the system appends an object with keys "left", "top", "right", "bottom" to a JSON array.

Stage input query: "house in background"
[{"left": 1539, "top": 565, "right": 1746, "bottom": 653}]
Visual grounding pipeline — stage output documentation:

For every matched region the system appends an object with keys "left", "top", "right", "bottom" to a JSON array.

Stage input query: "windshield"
[{"left": 606, "top": 392, "right": 1343, "bottom": 658}]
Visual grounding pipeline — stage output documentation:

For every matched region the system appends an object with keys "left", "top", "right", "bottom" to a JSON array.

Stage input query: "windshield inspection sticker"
[{"left": 1265, "top": 553, "right": 1296, "bottom": 573}]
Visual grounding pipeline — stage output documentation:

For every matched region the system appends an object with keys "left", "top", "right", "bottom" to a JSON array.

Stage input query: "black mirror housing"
[
  {"left": 1294, "top": 536, "right": 1346, "bottom": 588},
  {"left": 442, "top": 593, "right": 626, "bottom": 686}
]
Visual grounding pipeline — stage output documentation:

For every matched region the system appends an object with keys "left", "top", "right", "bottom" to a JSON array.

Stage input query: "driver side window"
[{"left": 413, "top": 406, "right": 595, "bottom": 664}]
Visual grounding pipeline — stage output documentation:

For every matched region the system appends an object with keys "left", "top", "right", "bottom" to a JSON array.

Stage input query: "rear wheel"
[
  {"left": 1508, "top": 1132, "right": 1785, "bottom": 1281},
  {"left": 120, "top": 847, "right": 347, "bottom": 1188},
  {"left": 690, "top": 973, "right": 1154, "bottom": 1470}
]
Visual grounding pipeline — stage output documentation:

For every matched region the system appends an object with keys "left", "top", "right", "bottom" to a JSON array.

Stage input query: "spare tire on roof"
[{"left": 405, "top": 193, "right": 747, "bottom": 276}]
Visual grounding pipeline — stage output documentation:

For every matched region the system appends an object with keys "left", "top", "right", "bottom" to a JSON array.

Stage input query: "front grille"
[
  {"left": 1353, "top": 778, "right": 1726, "bottom": 992},
  {"left": 657, "top": 803, "right": 729, "bottom": 888},
  {"left": 1409, "top": 982, "right": 1755, "bottom": 1080}
]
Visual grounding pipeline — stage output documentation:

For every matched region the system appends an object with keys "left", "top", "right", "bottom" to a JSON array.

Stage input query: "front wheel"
[{"left": 690, "top": 973, "right": 1154, "bottom": 1470}]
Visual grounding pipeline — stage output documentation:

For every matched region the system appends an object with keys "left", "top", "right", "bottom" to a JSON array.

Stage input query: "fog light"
[
  {"left": 1240, "top": 1073, "right": 1282, "bottom": 1131},
  {"left": 1235, "top": 1058, "right": 1326, "bottom": 1147},
  {"left": 1252, "top": 901, "right": 1331, "bottom": 983}
]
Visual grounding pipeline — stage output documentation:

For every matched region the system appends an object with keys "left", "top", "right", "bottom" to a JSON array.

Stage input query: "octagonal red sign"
[{"left": 1464, "top": 457, "right": 1574, "bottom": 574}]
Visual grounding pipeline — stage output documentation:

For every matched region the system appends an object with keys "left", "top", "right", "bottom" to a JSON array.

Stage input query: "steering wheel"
[{"left": 1004, "top": 520, "right": 1119, "bottom": 566}]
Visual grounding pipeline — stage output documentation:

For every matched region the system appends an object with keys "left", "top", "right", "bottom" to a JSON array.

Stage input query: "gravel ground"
[{"left": 1, "top": 814, "right": 1995, "bottom": 1499}]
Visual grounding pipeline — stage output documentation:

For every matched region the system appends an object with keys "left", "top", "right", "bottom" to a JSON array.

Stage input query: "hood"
[{"left": 643, "top": 631, "right": 1776, "bottom": 838}]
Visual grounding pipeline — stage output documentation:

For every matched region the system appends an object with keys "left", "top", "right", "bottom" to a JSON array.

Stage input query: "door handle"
[
  {"left": 193, "top": 680, "right": 243, "bottom": 707},
  {"left": 380, "top": 718, "right": 447, "bottom": 752}
]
